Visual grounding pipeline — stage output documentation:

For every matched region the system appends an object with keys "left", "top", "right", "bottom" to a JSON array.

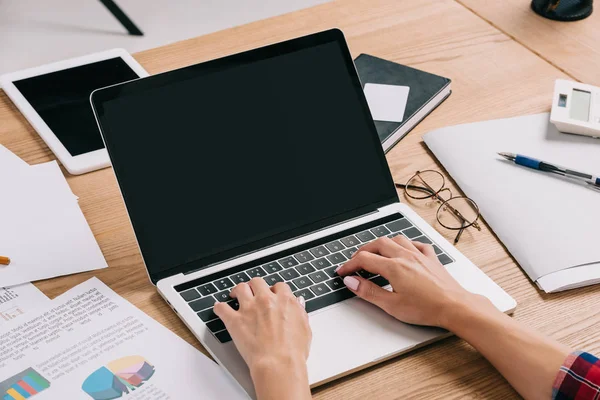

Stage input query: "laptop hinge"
[{"left": 183, "top": 208, "right": 383, "bottom": 276}]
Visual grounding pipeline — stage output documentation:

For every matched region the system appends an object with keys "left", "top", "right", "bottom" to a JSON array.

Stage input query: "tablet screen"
[{"left": 13, "top": 58, "right": 140, "bottom": 156}]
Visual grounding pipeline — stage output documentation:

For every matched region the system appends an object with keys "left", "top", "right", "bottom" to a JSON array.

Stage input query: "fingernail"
[
  {"left": 343, "top": 276, "right": 360, "bottom": 291},
  {"left": 297, "top": 296, "right": 306, "bottom": 308},
  {"left": 335, "top": 265, "right": 342, "bottom": 273},
  {"left": 351, "top": 251, "right": 358, "bottom": 257}
]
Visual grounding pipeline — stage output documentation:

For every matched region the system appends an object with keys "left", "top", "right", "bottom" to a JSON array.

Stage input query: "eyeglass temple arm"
[
  {"left": 394, "top": 183, "right": 436, "bottom": 196},
  {"left": 454, "top": 220, "right": 466, "bottom": 244}
]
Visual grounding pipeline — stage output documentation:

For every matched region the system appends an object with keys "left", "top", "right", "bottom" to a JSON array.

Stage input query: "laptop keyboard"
[{"left": 175, "top": 214, "right": 454, "bottom": 343}]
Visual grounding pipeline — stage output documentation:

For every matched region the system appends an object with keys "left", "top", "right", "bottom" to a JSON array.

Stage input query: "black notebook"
[{"left": 354, "top": 54, "right": 452, "bottom": 152}]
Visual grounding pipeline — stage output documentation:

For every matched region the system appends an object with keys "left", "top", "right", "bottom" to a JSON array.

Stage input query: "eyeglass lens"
[{"left": 405, "top": 170, "right": 445, "bottom": 199}]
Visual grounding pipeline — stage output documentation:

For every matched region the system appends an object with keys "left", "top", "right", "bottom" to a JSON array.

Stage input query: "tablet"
[{"left": 0, "top": 49, "right": 148, "bottom": 174}]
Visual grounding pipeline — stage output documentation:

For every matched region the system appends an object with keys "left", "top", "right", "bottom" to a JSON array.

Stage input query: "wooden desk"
[
  {"left": 459, "top": 0, "right": 600, "bottom": 86},
  {"left": 1, "top": 0, "right": 599, "bottom": 398}
]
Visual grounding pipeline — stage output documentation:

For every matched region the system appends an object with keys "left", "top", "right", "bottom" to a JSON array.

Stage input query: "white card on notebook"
[
  {"left": 423, "top": 113, "right": 600, "bottom": 293},
  {"left": 363, "top": 83, "right": 410, "bottom": 123}
]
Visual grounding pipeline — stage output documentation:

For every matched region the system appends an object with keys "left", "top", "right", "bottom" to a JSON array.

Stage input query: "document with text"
[
  {"left": 0, "top": 277, "right": 247, "bottom": 399},
  {"left": 0, "top": 283, "right": 50, "bottom": 327}
]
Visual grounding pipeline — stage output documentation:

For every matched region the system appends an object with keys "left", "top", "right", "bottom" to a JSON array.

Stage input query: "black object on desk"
[
  {"left": 531, "top": 0, "right": 593, "bottom": 21},
  {"left": 99, "top": 0, "right": 144, "bottom": 36},
  {"left": 354, "top": 54, "right": 451, "bottom": 153}
]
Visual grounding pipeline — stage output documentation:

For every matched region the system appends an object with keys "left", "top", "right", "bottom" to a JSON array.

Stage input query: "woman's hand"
[
  {"left": 214, "top": 278, "right": 312, "bottom": 400},
  {"left": 338, "top": 235, "right": 573, "bottom": 400},
  {"left": 336, "top": 235, "right": 479, "bottom": 329}
]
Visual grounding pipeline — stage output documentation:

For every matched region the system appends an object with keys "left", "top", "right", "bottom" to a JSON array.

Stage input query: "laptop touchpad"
[{"left": 306, "top": 297, "right": 446, "bottom": 385}]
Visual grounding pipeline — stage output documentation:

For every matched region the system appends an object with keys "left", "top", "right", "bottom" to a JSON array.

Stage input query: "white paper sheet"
[
  {"left": 0, "top": 283, "right": 49, "bottom": 326},
  {"left": 30, "top": 161, "right": 79, "bottom": 201},
  {"left": 0, "top": 147, "right": 106, "bottom": 286},
  {"left": 0, "top": 193, "right": 107, "bottom": 286},
  {"left": 423, "top": 113, "right": 600, "bottom": 292},
  {"left": 0, "top": 277, "right": 248, "bottom": 399},
  {"left": 536, "top": 263, "right": 600, "bottom": 292},
  {"left": 0, "top": 145, "right": 30, "bottom": 172}
]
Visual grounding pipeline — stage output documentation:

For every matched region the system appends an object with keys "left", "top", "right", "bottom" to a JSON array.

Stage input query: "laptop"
[{"left": 90, "top": 29, "right": 516, "bottom": 398}]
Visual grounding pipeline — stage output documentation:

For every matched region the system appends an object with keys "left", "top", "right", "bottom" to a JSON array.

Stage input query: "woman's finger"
[
  {"left": 248, "top": 277, "right": 271, "bottom": 296},
  {"left": 229, "top": 282, "right": 254, "bottom": 304},
  {"left": 336, "top": 251, "right": 392, "bottom": 277},
  {"left": 342, "top": 275, "right": 395, "bottom": 313},
  {"left": 213, "top": 301, "right": 237, "bottom": 325},
  {"left": 355, "top": 237, "right": 408, "bottom": 258},
  {"left": 412, "top": 241, "right": 437, "bottom": 259},
  {"left": 297, "top": 296, "right": 306, "bottom": 309},
  {"left": 391, "top": 234, "right": 420, "bottom": 252},
  {"left": 272, "top": 281, "right": 292, "bottom": 295}
]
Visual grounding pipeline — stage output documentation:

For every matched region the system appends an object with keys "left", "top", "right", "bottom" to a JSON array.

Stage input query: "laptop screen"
[{"left": 93, "top": 30, "right": 398, "bottom": 283}]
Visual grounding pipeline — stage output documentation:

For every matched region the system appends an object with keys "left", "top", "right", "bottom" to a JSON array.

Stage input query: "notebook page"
[{"left": 423, "top": 113, "right": 600, "bottom": 282}]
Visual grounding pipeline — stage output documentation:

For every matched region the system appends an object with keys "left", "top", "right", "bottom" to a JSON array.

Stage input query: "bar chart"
[
  {"left": 0, "top": 306, "right": 23, "bottom": 321},
  {"left": 0, "top": 368, "right": 50, "bottom": 400}
]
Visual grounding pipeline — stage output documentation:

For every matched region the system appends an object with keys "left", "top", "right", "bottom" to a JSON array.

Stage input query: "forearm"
[
  {"left": 250, "top": 356, "right": 311, "bottom": 400},
  {"left": 445, "top": 294, "right": 571, "bottom": 400}
]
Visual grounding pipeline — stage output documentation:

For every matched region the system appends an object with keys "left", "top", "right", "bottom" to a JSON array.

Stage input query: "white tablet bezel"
[{"left": 0, "top": 49, "right": 149, "bottom": 175}]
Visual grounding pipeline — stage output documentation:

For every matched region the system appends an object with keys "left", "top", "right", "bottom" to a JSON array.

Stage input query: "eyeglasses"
[{"left": 394, "top": 170, "right": 481, "bottom": 244}]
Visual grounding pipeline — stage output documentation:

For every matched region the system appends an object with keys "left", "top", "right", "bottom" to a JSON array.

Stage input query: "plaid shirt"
[{"left": 553, "top": 351, "right": 600, "bottom": 400}]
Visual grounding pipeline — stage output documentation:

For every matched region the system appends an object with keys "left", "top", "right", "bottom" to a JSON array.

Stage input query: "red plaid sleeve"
[{"left": 552, "top": 351, "right": 600, "bottom": 400}]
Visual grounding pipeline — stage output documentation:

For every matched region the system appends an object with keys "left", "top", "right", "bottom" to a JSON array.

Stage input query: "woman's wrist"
[
  {"left": 250, "top": 352, "right": 307, "bottom": 377},
  {"left": 250, "top": 353, "right": 310, "bottom": 400},
  {"left": 439, "top": 291, "right": 498, "bottom": 334}
]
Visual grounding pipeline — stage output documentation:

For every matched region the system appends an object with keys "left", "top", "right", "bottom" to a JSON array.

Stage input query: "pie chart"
[{"left": 81, "top": 356, "right": 155, "bottom": 400}]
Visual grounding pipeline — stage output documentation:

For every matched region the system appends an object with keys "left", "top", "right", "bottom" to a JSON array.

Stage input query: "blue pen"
[{"left": 498, "top": 152, "right": 600, "bottom": 191}]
